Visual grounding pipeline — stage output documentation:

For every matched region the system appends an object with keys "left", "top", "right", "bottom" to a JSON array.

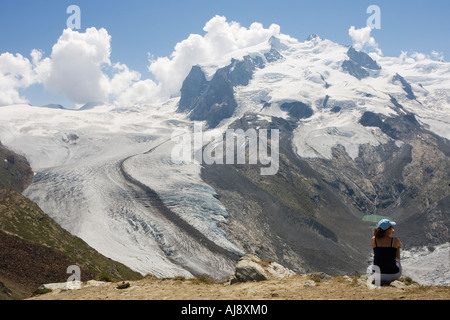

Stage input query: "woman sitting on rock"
[{"left": 370, "top": 219, "right": 403, "bottom": 283}]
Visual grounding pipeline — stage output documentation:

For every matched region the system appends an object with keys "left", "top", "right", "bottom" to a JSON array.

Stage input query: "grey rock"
[
  {"left": 178, "top": 65, "right": 208, "bottom": 113},
  {"left": 390, "top": 280, "right": 408, "bottom": 289},
  {"left": 303, "top": 280, "right": 316, "bottom": 288},
  {"left": 280, "top": 101, "right": 313, "bottom": 120},
  {"left": 342, "top": 47, "right": 381, "bottom": 80},
  {"left": 230, "top": 254, "right": 295, "bottom": 284},
  {"left": 347, "top": 47, "right": 381, "bottom": 70},
  {"left": 264, "top": 48, "right": 284, "bottom": 63},
  {"left": 342, "top": 59, "right": 370, "bottom": 80},
  {"left": 177, "top": 55, "right": 265, "bottom": 128},
  {"left": 393, "top": 73, "right": 416, "bottom": 100}
]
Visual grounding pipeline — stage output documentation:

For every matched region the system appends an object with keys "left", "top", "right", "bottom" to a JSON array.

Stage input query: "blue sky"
[{"left": 0, "top": 0, "right": 449, "bottom": 107}]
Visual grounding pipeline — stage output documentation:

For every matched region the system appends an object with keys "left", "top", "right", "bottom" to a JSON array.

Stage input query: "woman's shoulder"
[{"left": 393, "top": 237, "right": 403, "bottom": 248}]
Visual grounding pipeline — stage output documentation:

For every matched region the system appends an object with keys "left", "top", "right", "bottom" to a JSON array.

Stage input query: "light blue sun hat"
[{"left": 377, "top": 219, "right": 396, "bottom": 231}]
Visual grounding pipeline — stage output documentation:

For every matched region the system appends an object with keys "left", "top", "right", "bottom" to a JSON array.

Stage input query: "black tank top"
[{"left": 373, "top": 238, "right": 399, "bottom": 274}]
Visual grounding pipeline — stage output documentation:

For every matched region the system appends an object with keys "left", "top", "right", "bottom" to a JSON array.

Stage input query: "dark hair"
[{"left": 374, "top": 227, "right": 391, "bottom": 239}]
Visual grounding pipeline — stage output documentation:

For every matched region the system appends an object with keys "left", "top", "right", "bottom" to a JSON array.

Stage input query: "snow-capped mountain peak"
[{"left": 180, "top": 33, "right": 449, "bottom": 150}]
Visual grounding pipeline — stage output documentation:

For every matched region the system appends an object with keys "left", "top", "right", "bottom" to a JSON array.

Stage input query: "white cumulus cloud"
[
  {"left": 348, "top": 26, "right": 382, "bottom": 56},
  {"left": 0, "top": 52, "right": 37, "bottom": 105},
  {"left": 0, "top": 16, "right": 288, "bottom": 107},
  {"left": 43, "top": 27, "right": 112, "bottom": 104},
  {"left": 37, "top": 27, "right": 151, "bottom": 106}
]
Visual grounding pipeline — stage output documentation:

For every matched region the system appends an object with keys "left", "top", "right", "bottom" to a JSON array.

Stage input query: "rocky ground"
[
  {"left": 29, "top": 254, "right": 449, "bottom": 301},
  {"left": 29, "top": 273, "right": 449, "bottom": 301}
]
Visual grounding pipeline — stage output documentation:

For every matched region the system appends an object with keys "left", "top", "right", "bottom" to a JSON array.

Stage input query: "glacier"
[
  {"left": 0, "top": 101, "right": 241, "bottom": 278},
  {"left": 401, "top": 243, "right": 450, "bottom": 287}
]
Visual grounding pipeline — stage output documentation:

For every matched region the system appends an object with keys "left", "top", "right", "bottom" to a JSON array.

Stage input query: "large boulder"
[{"left": 230, "top": 254, "right": 296, "bottom": 284}]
